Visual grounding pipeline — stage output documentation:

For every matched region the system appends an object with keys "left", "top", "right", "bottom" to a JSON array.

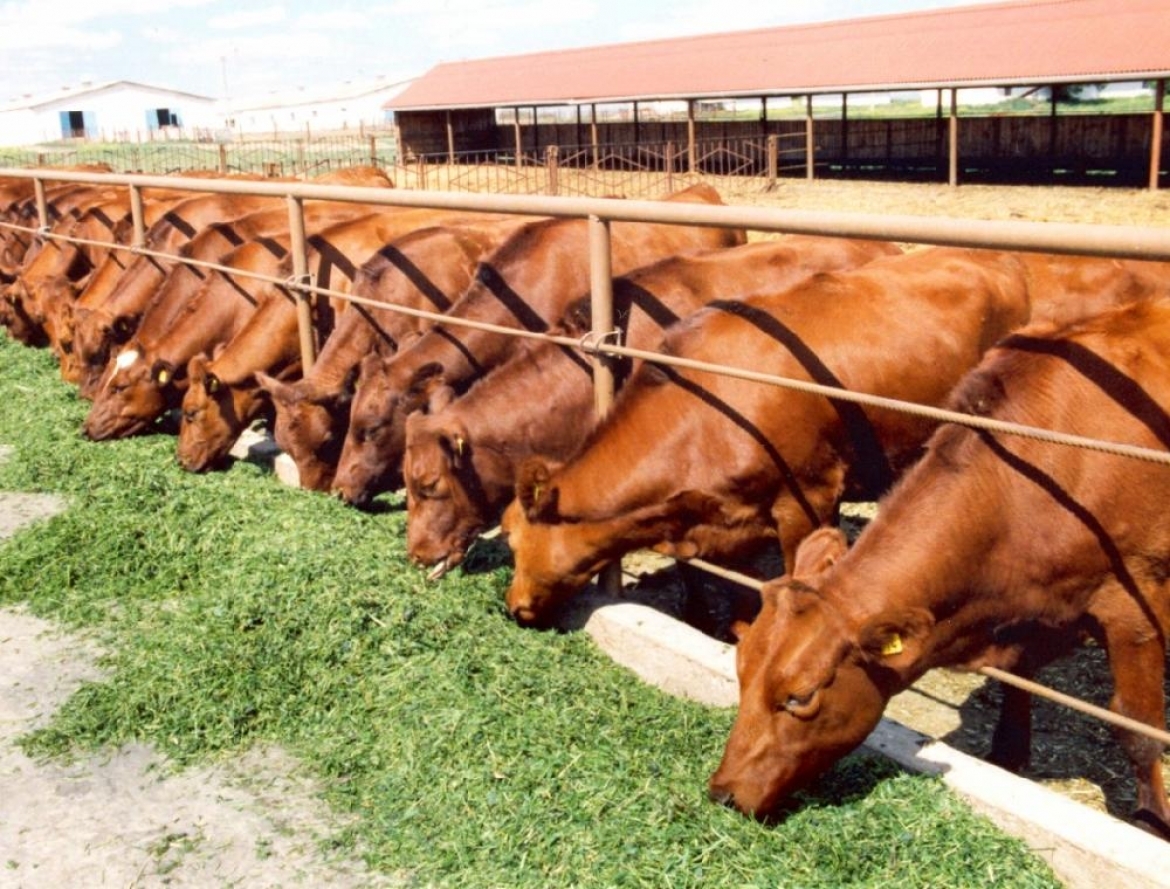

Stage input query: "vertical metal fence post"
[
  {"left": 1150, "top": 79, "right": 1165, "bottom": 192},
  {"left": 546, "top": 145, "right": 560, "bottom": 196},
  {"left": 128, "top": 184, "right": 146, "bottom": 247},
  {"left": 286, "top": 194, "right": 316, "bottom": 371},
  {"left": 805, "top": 96, "right": 816, "bottom": 181},
  {"left": 588, "top": 214, "right": 622, "bottom": 596},
  {"left": 766, "top": 134, "right": 779, "bottom": 189},
  {"left": 687, "top": 100, "right": 697, "bottom": 174},
  {"left": 33, "top": 177, "right": 48, "bottom": 233},
  {"left": 949, "top": 88, "right": 960, "bottom": 187}
]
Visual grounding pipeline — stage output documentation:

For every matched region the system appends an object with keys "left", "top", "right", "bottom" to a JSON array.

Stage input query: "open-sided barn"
[{"left": 387, "top": 0, "right": 1170, "bottom": 187}]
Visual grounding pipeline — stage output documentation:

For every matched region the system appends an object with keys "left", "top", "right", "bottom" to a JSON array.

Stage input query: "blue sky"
[{"left": 0, "top": 0, "right": 983, "bottom": 103}]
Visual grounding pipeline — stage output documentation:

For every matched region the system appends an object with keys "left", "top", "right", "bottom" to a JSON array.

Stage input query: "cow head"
[
  {"left": 74, "top": 308, "right": 137, "bottom": 399},
  {"left": 259, "top": 370, "right": 356, "bottom": 493},
  {"left": 176, "top": 352, "right": 256, "bottom": 472},
  {"left": 0, "top": 281, "right": 47, "bottom": 347},
  {"left": 332, "top": 357, "right": 448, "bottom": 507},
  {"left": 403, "top": 405, "right": 497, "bottom": 579},
  {"left": 502, "top": 460, "right": 724, "bottom": 626},
  {"left": 82, "top": 342, "right": 175, "bottom": 440},
  {"left": 708, "top": 528, "right": 933, "bottom": 819}
]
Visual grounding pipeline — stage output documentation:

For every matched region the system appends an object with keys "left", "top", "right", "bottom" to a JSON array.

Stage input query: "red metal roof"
[{"left": 388, "top": 0, "right": 1170, "bottom": 110}]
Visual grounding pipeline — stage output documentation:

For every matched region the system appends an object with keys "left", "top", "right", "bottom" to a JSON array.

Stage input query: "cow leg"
[
  {"left": 988, "top": 684, "right": 1033, "bottom": 773},
  {"left": 1103, "top": 633, "right": 1170, "bottom": 838}
]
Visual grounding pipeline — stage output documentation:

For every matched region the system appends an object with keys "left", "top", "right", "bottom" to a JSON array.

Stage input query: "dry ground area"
[{"left": 0, "top": 177, "right": 1167, "bottom": 882}]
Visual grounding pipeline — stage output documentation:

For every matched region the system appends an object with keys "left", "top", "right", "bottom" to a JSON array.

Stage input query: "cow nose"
[{"left": 707, "top": 783, "right": 736, "bottom": 809}]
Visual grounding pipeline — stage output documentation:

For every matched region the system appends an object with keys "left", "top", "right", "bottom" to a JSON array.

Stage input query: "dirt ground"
[{"left": 1, "top": 177, "right": 1167, "bottom": 882}]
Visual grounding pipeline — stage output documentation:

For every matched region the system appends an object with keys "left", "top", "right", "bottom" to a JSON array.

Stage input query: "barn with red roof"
[{"left": 387, "top": 0, "right": 1169, "bottom": 187}]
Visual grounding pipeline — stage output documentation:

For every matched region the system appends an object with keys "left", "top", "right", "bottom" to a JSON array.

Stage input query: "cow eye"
[{"left": 781, "top": 688, "right": 820, "bottom": 718}]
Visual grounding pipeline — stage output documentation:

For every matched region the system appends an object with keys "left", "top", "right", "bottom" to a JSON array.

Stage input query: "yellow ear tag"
[
  {"left": 454, "top": 436, "right": 465, "bottom": 457},
  {"left": 881, "top": 633, "right": 904, "bottom": 657},
  {"left": 156, "top": 369, "right": 169, "bottom": 385},
  {"left": 531, "top": 483, "right": 543, "bottom": 502}
]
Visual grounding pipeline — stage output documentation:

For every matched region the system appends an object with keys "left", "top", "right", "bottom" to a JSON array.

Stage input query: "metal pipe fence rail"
[{"left": 2, "top": 166, "right": 1170, "bottom": 751}]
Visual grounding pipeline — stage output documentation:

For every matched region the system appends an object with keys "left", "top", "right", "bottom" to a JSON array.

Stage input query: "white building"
[
  {"left": 0, "top": 80, "right": 219, "bottom": 147},
  {"left": 221, "top": 76, "right": 410, "bottom": 137}
]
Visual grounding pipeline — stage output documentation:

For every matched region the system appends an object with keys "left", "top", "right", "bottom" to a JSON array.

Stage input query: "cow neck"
[
  {"left": 825, "top": 447, "right": 1006, "bottom": 682},
  {"left": 211, "top": 294, "right": 300, "bottom": 388}
]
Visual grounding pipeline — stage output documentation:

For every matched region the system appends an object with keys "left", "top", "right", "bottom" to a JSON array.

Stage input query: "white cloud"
[
  {"left": 293, "top": 9, "right": 367, "bottom": 30},
  {"left": 208, "top": 6, "right": 288, "bottom": 29},
  {"left": 0, "top": 24, "right": 121, "bottom": 53}
]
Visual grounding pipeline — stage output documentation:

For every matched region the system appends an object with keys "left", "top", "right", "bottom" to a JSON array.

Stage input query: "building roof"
[
  {"left": 388, "top": 0, "right": 1170, "bottom": 111},
  {"left": 1, "top": 80, "right": 215, "bottom": 113},
  {"left": 225, "top": 77, "right": 411, "bottom": 115}
]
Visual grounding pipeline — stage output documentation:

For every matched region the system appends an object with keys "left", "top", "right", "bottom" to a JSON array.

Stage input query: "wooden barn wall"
[{"left": 396, "top": 110, "right": 1165, "bottom": 182}]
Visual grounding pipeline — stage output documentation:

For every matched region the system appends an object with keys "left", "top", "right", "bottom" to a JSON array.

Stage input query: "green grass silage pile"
[{"left": 0, "top": 335, "right": 1059, "bottom": 888}]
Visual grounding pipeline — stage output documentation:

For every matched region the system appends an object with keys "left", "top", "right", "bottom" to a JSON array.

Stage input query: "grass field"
[{"left": 0, "top": 332, "right": 1063, "bottom": 886}]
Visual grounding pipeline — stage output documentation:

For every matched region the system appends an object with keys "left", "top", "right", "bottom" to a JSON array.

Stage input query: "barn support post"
[
  {"left": 1048, "top": 84, "right": 1059, "bottom": 177},
  {"left": 1150, "top": 79, "right": 1165, "bottom": 191},
  {"left": 687, "top": 100, "right": 697, "bottom": 174},
  {"left": 591, "top": 105, "right": 600, "bottom": 172},
  {"left": 286, "top": 194, "right": 316, "bottom": 371},
  {"left": 218, "top": 144, "right": 228, "bottom": 174},
  {"left": 949, "top": 88, "right": 960, "bottom": 187},
  {"left": 513, "top": 111, "right": 523, "bottom": 171},
  {"left": 665, "top": 141, "right": 676, "bottom": 193},
  {"left": 587, "top": 213, "right": 622, "bottom": 596},
  {"left": 805, "top": 96, "right": 815, "bottom": 181},
  {"left": 128, "top": 184, "right": 146, "bottom": 247},
  {"left": 840, "top": 93, "right": 850, "bottom": 172},
  {"left": 369, "top": 135, "right": 378, "bottom": 168},
  {"left": 446, "top": 111, "right": 455, "bottom": 165},
  {"left": 546, "top": 145, "right": 560, "bottom": 196},
  {"left": 766, "top": 134, "right": 779, "bottom": 190}
]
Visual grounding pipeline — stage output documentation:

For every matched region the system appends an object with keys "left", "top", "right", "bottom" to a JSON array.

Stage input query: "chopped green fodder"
[{"left": 0, "top": 335, "right": 1059, "bottom": 887}]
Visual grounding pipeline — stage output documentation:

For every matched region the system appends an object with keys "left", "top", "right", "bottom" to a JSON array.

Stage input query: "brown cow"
[
  {"left": 68, "top": 166, "right": 394, "bottom": 397},
  {"left": 500, "top": 247, "right": 1052, "bottom": 626},
  {"left": 332, "top": 184, "right": 745, "bottom": 507},
  {"left": 69, "top": 192, "right": 294, "bottom": 396},
  {"left": 0, "top": 173, "right": 114, "bottom": 284},
  {"left": 83, "top": 234, "right": 292, "bottom": 440},
  {"left": 53, "top": 188, "right": 227, "bottom": 384},
  {"left": 1, "top": 183, "right": 123, "bottom": 344},
  {"left": 14, "top": 188, "right": 196, "bottom": 353},
  {"left": 175, "top": 207, "right": 476, "bottom": 472},
  {"left": 403, "top": 237, "right": 902, "bottom": 578},
  {"left": 709, "top": 297, "right": 1170, "bottom": 839},
  {"left": 257, "top": 216, "right": 530, "bottom": 492},
  {"left": 69, "top": 196, "right": 386, "bottom": 399}
]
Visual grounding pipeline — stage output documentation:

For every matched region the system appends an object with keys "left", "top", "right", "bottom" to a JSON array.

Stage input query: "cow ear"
[
  {"left": 406, "top": 362, "right": 446, "bottom": 402},
  {"left": 254, "top": 370, "right": 288, "bottom": 401},
  {"left": 729, "top": 620, "right": 752, "bottom": 642},
  {"left": 187, "top": 353, "right": 209, "bottom": 382},
  {"left": 341, "top": 363, "right": 361, "bottom": 397},
  {"left": 427, "top": 384, "right": 457, "bottom": 415},
  {"left": 441, "top": 423, "right": 469, "bottom": 470},
  {"left": 151, "top": 360, "right": 176, "bottom": 388},
  {"left": 856, "top": 607, "right": 934, "bottom": 671},
  {"left": 357, "top": 352, "right": 382, "bottom": 386},
  {"left": 111, "top": 314, "right": 136, "bottom": 343},
  {"left": 516, "top": 459, "right": 559, "bottom": 521},
  {"left": 790, "top": 527, "right": 848, "bottom": 581}
]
